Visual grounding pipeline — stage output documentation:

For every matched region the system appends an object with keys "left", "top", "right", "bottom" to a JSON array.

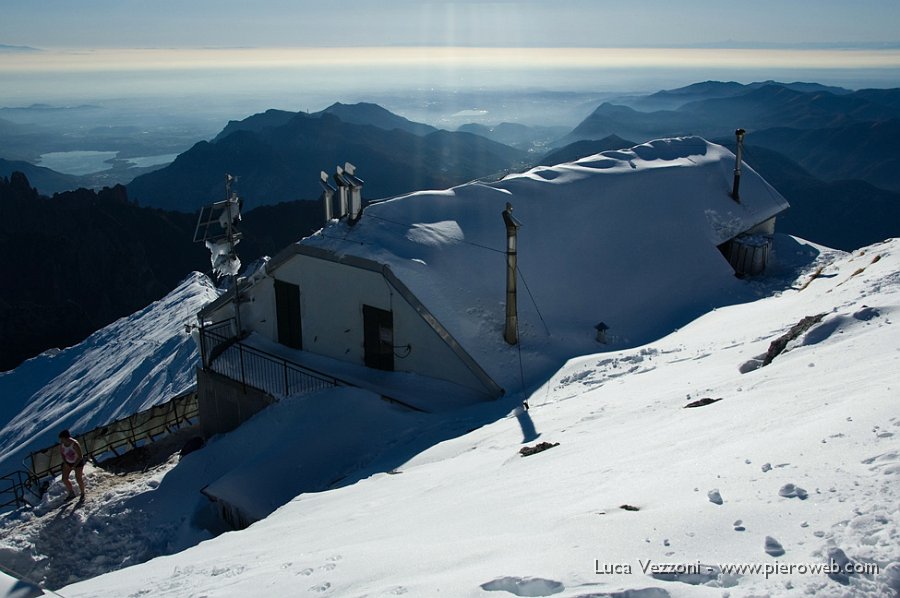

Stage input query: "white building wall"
[
  {"left": 272, "top": 254, "right": 491, "bottom": 396},
  {"left": 241, "top": 277, "right": 276, "bottom": 339}
]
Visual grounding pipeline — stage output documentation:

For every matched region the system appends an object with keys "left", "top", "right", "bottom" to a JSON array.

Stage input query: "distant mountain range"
[
  {"left": 565, "top": 84, "right": 900, "bottom": 144},
  {"left": 562, "top": 81, "right": 900, "bottom": 193},
  {"left": 7, "top": 81, "right": 900, "bottom": 200},
  {"left": 128, "top": 81, "right": 900, "bottom": 213},
  {"left": 128, "top": 104, "right": 528, "bottom": 211},
  {"left": 213, "top": 103, "right": 438, "bottom": 142},
  {"left": 612, "top": 80, "right": 852, "bottom": 112}
]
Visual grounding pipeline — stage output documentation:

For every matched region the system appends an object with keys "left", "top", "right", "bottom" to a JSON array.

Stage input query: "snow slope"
[
  {"left": 36, "top": 235, "right": 897, "bottom": 598},
  {"left": 0, "top": 273, "right": 219, "bottom": 473}
]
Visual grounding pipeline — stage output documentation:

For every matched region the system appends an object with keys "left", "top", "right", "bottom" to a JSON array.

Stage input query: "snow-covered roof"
[{"left": 293, "top": 137, "right": 788, "bottom": 391}]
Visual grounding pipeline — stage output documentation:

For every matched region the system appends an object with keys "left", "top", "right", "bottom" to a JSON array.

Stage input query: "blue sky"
[{"left": 3, "top": 0, "right": 900, "bottom": 49}]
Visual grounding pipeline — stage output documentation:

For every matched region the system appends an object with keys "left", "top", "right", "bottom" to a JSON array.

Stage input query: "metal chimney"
[
  {"left": 731, "top": 128, "right": 746, "bottom": 203},
  {"left": 502, "top": 202, "right": 522, "bottom": 345},
  {"left": 319, "top": 171, "right": 336, "bottom": 223},
  {"left": 342, "top": 162, "right": 364, "bottom": 225},
  {"left": 333, "top": 166, "right": 349, "bottom": 218}
]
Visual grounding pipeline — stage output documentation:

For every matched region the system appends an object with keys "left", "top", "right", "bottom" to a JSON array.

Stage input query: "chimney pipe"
[
  {"left": 319, "top": 171, "right": 336, "bottom": 223},
  {"left": 731, "top": 128, "right": 746, "bottom": 203},
  {"left": 333, "top": 166, "right": 349, "bottom": 218},
  {"left": 502, "top": 202, "right": 522, "bottom": 345},
  {"left": 342, "top": 162, "right": 364, "bottom": 225}
]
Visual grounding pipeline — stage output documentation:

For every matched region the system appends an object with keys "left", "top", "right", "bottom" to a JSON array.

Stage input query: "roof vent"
[
  {"left": 333, "top": 166, "right": 350, "bottom": 218},
  {"left": 319, "top": 171, "right": 336, "bottom": 223},
  {"left": 322, "top": 164, "right": 364, "bottom": 225},
  {"left": 342, "top": 162, "right": 365, "bottom": 225}
]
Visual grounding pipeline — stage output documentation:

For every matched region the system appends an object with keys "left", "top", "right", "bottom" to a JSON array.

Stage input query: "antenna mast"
[{"left": 194, "top": 173, "right": 244, "bottom": 335}]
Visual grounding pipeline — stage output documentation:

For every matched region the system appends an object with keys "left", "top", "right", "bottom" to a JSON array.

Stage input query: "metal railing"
[
  {"left": 0, "top": 390, "right": 201, "bottom": 513},
  {"left": 200, "top": 322, "right": 341, "bottom": 398},
  {"left": 0, "top": 470, "right": 38, "bottom": 510},
  {"left": 23, "top": 390, "right": 200, "bottom": 483},
  {"left": 199, "top": 318, "right": 238, "bottom": 368}
]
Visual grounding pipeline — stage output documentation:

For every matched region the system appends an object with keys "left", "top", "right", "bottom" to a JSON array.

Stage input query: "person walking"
[{"left": 58, "top": 429, "right": 86, "bottom": 500}]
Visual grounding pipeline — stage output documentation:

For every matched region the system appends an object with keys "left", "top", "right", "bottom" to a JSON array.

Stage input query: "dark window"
[
  {"left": 274, "top": 279, "right": 302, "bottom": 349},
  {"left": 362, "top": 305, "right": 394, "bottom": 371}
]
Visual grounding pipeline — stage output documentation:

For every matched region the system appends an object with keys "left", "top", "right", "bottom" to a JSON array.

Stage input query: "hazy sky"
[
  {"left": 3, "top": 0, "right": 900, "bottom": 49},
  {"left": 2, "top": 1, "right": 900, "bottom": 111}
]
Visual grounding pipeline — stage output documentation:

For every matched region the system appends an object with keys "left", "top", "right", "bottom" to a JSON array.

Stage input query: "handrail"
[
  {"left": 0, "top": 389, "right": 199, "bottom": 513},
  {"left": 200, "top": 324, "right": 342, "bottom": 398},
  {"left": 21, "top": 390, "right": 200, "bottom": 485},
  {"left": 0, "top": 470, "right": 37, "bottom": 510},
  {"left": 200, "top": 318, "right": 237, "bottom": 367}
]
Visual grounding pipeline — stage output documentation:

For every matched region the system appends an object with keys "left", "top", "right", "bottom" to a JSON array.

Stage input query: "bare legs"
[{"left": 61, "top": 462, "right": 85, "bottom": 498}]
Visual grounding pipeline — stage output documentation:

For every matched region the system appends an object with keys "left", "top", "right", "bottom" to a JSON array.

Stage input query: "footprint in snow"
[
  {"left": 480, "top": 576, "right": 565, "bottom": 596},
  {"left": 861, "top": 450, "right": 899, "bottom": 465},
  {"left": 826, "top": 547, "right": 857, "bottom": 585},
  {"left": 765, "top": 536, "right": 785, "bottom": 557},
  {"left": 649, "top": 564, "right": 732, "bottom": 587},
  {"left": 779, "top": 483, "right": 808, "bottom": 499}
]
